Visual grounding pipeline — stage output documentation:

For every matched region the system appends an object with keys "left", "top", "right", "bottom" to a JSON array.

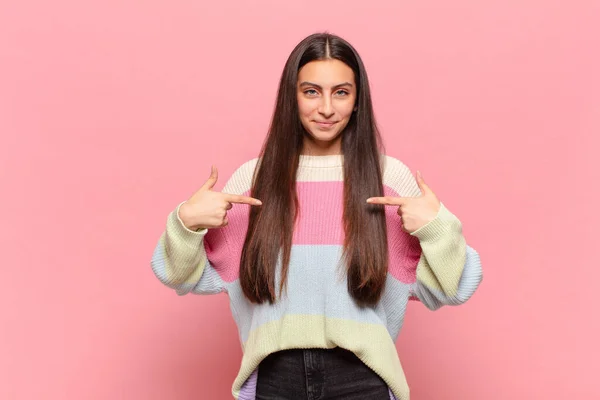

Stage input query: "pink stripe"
[
  {"left": 203, "top": 182, "right": 420, "bottom": 284},
  {"left": 203, "top": 202, "right": 250, "bottom": 282},
  {"left": 293, "top": 181, "right": 345, "bottom": 245},
  {"left": 382, "top": 185, "right": 421, "bottom": 284}
]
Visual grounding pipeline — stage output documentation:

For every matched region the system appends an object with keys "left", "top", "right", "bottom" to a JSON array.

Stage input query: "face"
[{"left": 297, "top": 59, "right": 357, "bottom": 155}]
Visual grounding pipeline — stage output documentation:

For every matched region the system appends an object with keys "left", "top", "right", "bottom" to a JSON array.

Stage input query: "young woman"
[{"left": 151, "top": 32, "right": 483, "bottom": 400}]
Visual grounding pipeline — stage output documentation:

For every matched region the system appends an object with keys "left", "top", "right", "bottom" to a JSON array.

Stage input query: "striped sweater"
[{"left": 151, "top": 154, "right": 483, "bottom": 400}]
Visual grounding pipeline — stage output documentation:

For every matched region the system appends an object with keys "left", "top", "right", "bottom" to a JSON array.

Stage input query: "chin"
[{"left": 308, "top": 129, "right": 341, "bottom": 143}]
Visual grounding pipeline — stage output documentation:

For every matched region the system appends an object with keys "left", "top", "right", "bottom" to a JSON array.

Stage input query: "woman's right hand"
[{"left": 178, "top": 166, "right": 262, "bottom": 231}]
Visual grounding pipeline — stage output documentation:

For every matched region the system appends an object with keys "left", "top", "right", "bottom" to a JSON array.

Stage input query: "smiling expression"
[{"left": 297, "top": 59, "right": 357, "bottom": 155}]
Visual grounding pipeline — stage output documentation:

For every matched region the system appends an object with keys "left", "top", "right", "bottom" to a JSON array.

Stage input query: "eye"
[
  {"left": 335, "top": 90, "right": 349, "bottom": 96},
  {"left": 304, "top": 89, "right": 318, "bottom": 96}
]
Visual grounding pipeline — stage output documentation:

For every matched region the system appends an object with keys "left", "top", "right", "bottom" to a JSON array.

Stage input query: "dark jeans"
[{"left": 256, "top": 347, "right": 390, "bottom": 400}]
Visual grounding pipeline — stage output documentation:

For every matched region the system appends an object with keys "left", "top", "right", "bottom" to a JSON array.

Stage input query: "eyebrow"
[{"left": 299, "top": 81, "right": 354, "bottom": 89}]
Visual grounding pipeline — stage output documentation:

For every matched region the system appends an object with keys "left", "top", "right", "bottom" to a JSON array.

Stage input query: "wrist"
[{"left": 178, "top": 202, "right": 205, "bottom": 231}]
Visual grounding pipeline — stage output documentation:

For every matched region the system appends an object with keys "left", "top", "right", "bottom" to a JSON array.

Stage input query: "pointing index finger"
[
  {"left": 366, "top": 196, "right": 405, "bottom": 206},
  {"left": 224, "top": 193, "right": 263, "bottom": 206}
]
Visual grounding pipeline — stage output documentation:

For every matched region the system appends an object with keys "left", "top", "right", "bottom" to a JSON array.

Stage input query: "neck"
[{"left": 301, "top": 136, "right": 342, "bottom": 156}]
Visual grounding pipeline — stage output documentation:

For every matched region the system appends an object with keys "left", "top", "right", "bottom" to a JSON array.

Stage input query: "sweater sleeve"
[
  {"left": 150, "top": 201, "right": 226, "bottom": 296},
  {"left": 382, "top": 155, "right": 483, "bottom": 311},
  {"left": 408, "top": 203, "right": 483, "bottom": 310}
]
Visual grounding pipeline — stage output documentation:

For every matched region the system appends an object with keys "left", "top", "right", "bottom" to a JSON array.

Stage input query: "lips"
[{"left": 314, "top": 121, "right": 338, "bottom": 127}]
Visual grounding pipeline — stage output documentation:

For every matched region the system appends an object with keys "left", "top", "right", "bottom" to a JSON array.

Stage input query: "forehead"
[{"left": 297, "top": 59, "right": 355, "bottom": 86}]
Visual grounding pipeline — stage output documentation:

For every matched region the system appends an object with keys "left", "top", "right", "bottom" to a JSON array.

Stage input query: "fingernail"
[{"left": 255, "top": 200, "right": 263, "bottom": 205}]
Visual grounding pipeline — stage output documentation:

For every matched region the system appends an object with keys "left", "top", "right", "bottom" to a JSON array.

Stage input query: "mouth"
[{"left": 314, "top": 121, "right": 338, "bottom": 128}]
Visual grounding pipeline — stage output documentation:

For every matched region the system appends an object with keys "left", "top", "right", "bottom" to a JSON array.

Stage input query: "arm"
[
  {"left": 150, "top": 201, "right": 226, "bottom": 296},
  {"left": 377, "top": 155, "right": 483, "bottom": 310},
  {"left": 409, "top": 203, "right": 483, "bottom": 310},
  {"left": 150, "top": 159, "right": 260, "bottom": 296}
]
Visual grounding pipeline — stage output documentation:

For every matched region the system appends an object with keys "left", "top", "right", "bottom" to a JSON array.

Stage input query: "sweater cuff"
[
  {"left": 168, "top": 201, "right": 208, "bottom": 246},
  {"left": 409, "top": 202, "right": 462, "bottom": 243}
]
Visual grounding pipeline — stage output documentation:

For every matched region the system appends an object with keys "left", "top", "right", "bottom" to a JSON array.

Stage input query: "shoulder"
[
  {"left": 380, "top": 154, "right": 421, "bottom": 198},
  {"left": 222, "top": 158, "right": 259, "bottom": 195}
]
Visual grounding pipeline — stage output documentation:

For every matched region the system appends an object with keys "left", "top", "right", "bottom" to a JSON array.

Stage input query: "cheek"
[
  {"left": 297, "top": 97, "right": 312, "bottom": 118},
  {"left": 298, "top": 106, "right": 311, "bottom": 119},
  {"left": 337, "top": 102, "right": 355, "bottom": 119}
]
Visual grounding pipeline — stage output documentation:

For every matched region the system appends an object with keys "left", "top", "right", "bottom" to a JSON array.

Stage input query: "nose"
[{"left": 318, "top": 96, "right": 334, "bottom": 118}]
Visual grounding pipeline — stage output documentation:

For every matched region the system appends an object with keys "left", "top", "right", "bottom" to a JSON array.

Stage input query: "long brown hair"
[{"left": 239, "top": 32, "right": 388, "bottom": 307}]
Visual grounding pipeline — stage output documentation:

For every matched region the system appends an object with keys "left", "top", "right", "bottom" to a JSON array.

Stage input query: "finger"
[
  {"left": 366, "top": 196, "right": 406, "bottom": 206},
  {"left": 201, "top": 165, "right": 218, "bottom": 191},
  {"left": 416, "top": 170, "right": 431, "bottom": 195},
  {"left": 225, "top": 202, "right": 233, "bottom": 211},
  {"left": 224, "top": 193, "right": 263, "bottom": 206}
]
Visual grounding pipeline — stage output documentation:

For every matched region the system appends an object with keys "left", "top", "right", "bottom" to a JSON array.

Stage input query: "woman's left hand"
[{"left": 366, "top": 171, "right": 441, "bottom": 234}]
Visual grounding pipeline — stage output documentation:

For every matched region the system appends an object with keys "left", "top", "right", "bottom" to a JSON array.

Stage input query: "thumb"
[
  {"left": 416, "top": 170, "right": 431, "bottom": 195},
  {"left": 201, "top": 165, "right": 218, "bottom": 191}
]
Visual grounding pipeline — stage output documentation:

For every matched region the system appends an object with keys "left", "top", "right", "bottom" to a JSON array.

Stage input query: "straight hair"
[{"left": 239, "top": 32, "right": 388, "bottom": 307}]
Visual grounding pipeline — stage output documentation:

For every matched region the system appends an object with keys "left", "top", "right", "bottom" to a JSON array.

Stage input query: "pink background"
[{"left": 1, "top": 0, "right": 598, "bottom": 399}]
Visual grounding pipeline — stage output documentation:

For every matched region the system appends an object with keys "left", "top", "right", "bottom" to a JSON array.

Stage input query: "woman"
[{"left": 151, "top": 32, "right": 483, "bottom": 400}]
